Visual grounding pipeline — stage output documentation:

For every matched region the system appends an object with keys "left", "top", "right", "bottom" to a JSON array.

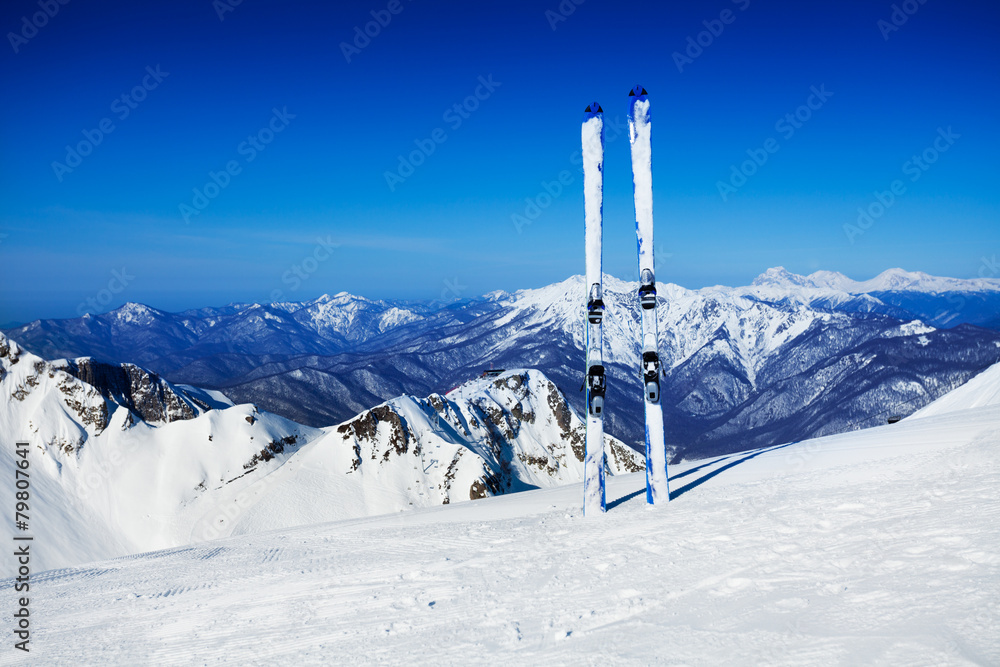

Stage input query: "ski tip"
[
  {"left": 629, "top": 85, "right": 648, "bottom": 98},
  {"left": 584, "top": 102, "right": 603, "bottom": 114}
]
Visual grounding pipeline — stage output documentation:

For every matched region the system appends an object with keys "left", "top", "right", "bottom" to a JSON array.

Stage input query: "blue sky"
[{"left": 1, "top": 0, "right": 998, "bottom": 323}]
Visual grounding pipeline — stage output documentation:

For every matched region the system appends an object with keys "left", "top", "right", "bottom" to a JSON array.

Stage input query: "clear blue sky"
[{"left": 1, "top": 0, "right": 998, "bottom": 323}]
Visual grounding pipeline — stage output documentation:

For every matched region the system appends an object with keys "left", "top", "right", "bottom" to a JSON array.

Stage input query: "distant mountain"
[
  {"left": 751, "top": 266, "right": 1000, "bottom": 294},
  {"left": 6, "top": 268, "right": 1000, "bottom": 459},
  {"left": 747, "top": 266, "right": 1000, "bottom": 329},
  {"left": 1, "top": 334, "right": 640, "bottom": 570}
]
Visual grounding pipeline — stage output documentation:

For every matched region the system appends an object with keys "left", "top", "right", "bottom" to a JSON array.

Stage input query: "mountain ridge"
[
  {"left": 6, "top": 268, "right": 1000, "bottom": 458},
  {"left": 0, "top": 333, "right": 641, "bottom": 570},
  {"left": 750, "top": 266, "right": 1000, "bottom": 293}
]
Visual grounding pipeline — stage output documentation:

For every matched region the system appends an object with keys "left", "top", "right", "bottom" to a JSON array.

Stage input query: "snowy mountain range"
[
  {"left": 750, "top": 265, "right": 1000, "bottom": 294},
  {"left": 6, "top": 268, "right": 1000, "bottom": 459},
  {"left": 0, "top": 333, "right": 641, "bottom": 571},
  {"left": 3, "top": 269, "right": 999, "bottom": 660}
]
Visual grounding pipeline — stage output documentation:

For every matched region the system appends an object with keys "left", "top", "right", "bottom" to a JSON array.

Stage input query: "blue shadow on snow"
[{"left": 605, "top": 441, "right": 798, "bottom": 510}]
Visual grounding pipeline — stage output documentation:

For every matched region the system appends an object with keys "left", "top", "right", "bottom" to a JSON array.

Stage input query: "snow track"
[{"left": 6, "top": 401, "right": 998, "bottom": 665}]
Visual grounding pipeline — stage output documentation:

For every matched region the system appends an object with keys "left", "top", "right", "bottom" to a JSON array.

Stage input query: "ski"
[
  {"left": 628, "top": 85, "right": 670, "bottom": 504},
  {"left": 582, "top": 101, "right": 606, "bottom": 515}
]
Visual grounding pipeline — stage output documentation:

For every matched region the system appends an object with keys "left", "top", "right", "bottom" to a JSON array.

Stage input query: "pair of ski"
[{"left": 583, "top": 86, "right": 669, "bottom": 515}]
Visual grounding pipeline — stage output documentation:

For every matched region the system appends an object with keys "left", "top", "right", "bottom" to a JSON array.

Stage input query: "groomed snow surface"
[{"left": 6, "top": 369, "right": 999, "bottom": 665}]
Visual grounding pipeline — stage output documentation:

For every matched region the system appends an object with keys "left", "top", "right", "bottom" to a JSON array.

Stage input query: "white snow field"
[{"left": 4, "top": 366, "right": 999, "bottom": 665}]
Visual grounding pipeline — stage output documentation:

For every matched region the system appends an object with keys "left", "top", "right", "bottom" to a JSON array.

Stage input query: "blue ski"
[
  {"left": 583, "top": 101, "right": 606, "bottom": 515},
  {"left": 628, "top": 85, "right": 670, "bottom": 504}
]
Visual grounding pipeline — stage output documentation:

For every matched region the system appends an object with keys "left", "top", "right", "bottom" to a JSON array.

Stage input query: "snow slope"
[
  {"left": 7, "top": 389, "right": 998, "bottom": 664},
  {"left": 1, "top": 333, "right": 641, "bottom": 571},
  {"left": 0, "top": 334, "right": 325, "bottom": 569},
  {"left": 909, "top": 360, "right": 1000, "bottom": 418}
]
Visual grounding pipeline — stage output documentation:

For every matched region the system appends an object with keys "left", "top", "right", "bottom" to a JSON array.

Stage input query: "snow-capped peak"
[
  {"left": 112, "top": 302, "right": 162, "bottom": 324},
  {"left": 750, "top": 266, "right": 1000, "bottom": 295},
  {"left": 857, "top": 268, "right": 936, "bottom": 291},
  {"left": 752, "top": 267, "right": 821, "bottom": 288}
]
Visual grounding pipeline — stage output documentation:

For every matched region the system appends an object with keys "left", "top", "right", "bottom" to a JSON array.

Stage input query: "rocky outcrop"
[
  {"left": 55, "top": 358, "right": 201, "bottom": 424},
  {"left": 2, "top": 333, "right": 220, "bottom": 457},
  {"left": 331, "top": 369, "right": 645, "bottom": 506}
]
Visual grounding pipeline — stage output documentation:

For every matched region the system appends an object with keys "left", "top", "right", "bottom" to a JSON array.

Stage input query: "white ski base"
[
  {"left": 643, "top": 398, "right": 669, "bottom": 503},
  {"left": 583, "top": 414, "right": 606, "bottom": 515},
  {"left": 14, "top": 403, "right": 1000, "bottom": 665},
  {"left": 582, "top": 106, "right": 606, "bottom": 516},
  {"left": 629, "top": 96, "right": 654, "bottom": 273},
  {"left": 582, "top": 114, "right": 604, "bottom": 290}
]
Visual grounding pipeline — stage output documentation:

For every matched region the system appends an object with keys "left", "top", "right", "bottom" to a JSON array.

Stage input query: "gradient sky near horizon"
[{"left": 1, "top": 0, "right": 998, "bottom": 324}]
